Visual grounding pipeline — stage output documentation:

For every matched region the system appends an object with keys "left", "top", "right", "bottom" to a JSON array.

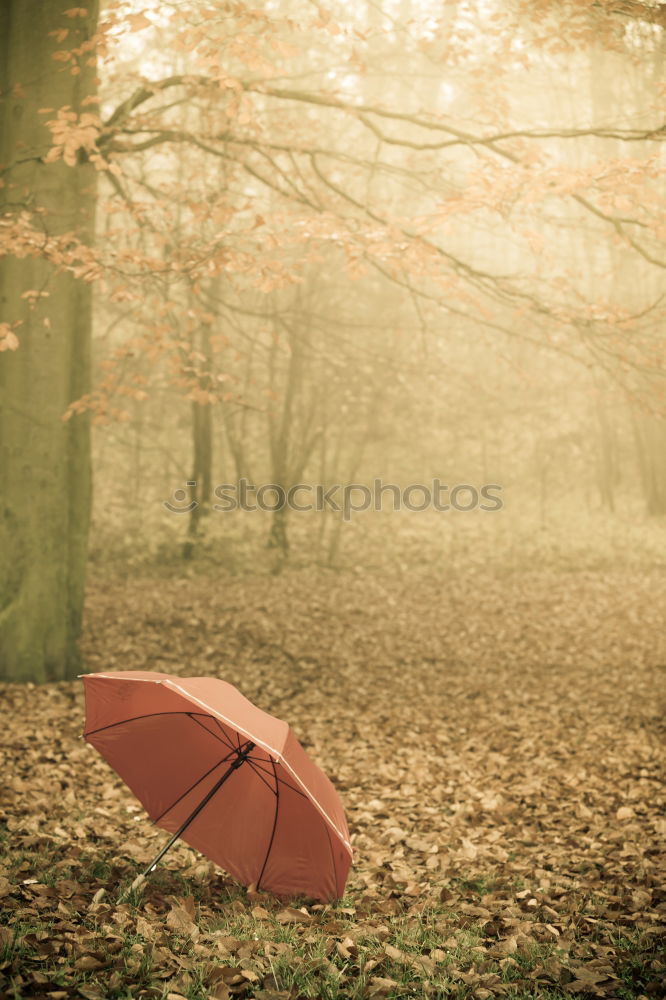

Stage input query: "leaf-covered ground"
[{"left": 1, "top": 567, "right": 665, "bottom": 1000}]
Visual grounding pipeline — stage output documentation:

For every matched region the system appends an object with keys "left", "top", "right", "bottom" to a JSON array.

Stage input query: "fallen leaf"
[
  {"left": 367, "top": 976, "right": 400, "bottom": 996},
  {"left": 74, "top": 955, "right": 104, "bottom": 970},
  {"left": 276, "top": 906, "right": 312, "bottom": 924}
]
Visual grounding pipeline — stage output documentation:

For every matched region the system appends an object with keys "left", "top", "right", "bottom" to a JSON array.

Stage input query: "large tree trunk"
[{"left": 0, "top": 0, "right": 99, "bottom": 681}]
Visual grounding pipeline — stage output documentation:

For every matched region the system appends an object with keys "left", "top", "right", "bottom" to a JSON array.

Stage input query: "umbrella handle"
[{"left": 118, "top": 741, "right": 256, "bottom": 900}]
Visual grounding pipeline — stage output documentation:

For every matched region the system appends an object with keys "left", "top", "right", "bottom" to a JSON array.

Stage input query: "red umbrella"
[{"left": 81, "top": 670, "right": 352, "bottom": 902}]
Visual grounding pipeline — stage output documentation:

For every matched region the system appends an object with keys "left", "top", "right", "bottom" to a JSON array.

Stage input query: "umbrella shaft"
[{"left": 140, "top": 741, "right": 256, "bottom": 879}]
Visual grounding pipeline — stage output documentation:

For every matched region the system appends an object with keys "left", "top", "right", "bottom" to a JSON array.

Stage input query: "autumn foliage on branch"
[{"left": 1, "top": 0, "right": 665, "bottom": 419}]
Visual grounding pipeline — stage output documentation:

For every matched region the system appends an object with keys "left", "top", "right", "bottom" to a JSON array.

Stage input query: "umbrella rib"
[
  {"left": 214, "top": 717, "right": 238, "bottom": 751},
  {"left": 256, "top": 757, "right": 280, "bottom": 892},
  {"left": 244, "top": 757, "right": 278, "bottom": 797},
  {"left": 188, "top": 713, "right": 237, "bottom": 753},
  {"left": 85, "top": 710, "right": 219, "bottom": 737},
  {"left": 152, "top": 746, "right": 239, "bottom": 825},
  {"left": 245, "top": 757, "right": 309, "bottom": 799}
]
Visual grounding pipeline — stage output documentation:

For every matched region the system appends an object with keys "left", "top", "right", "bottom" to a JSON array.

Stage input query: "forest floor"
[{"left": 1, "top": 566, "right": 665, "bottom": 1000}]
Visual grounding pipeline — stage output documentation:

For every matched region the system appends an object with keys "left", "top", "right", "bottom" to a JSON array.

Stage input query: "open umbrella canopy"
[{"left": 81, "top": 670, "right": 352, "bottom": 902}]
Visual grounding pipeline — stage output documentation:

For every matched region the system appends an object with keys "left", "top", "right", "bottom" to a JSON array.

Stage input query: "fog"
[
  {"left": 2, "top": 1, "right": 665, "bottom": 668},
  {"left": 79, "top": 0, "right": 666, "bottom": 575}
]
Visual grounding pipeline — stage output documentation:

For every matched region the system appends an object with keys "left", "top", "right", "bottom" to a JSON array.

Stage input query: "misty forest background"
[
  {"left": 1, "top": 2, "right": 666, "bottom": 1000},
  {"left": 89, "top": 0, "right": 666, "bottom": 577},
  {"left": 3, "top": 0, "right": 666, "bottom": 622}
]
